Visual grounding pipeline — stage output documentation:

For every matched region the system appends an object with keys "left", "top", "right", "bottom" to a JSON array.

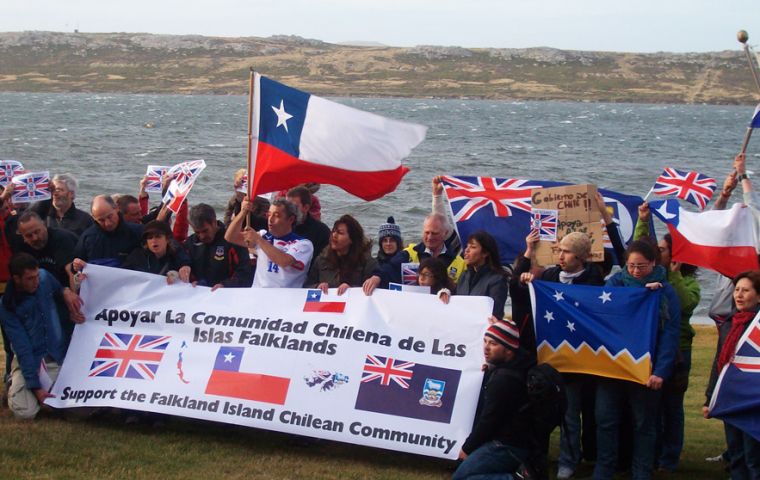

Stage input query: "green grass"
[{"left": 0, "top": 326, "right": 727, "bottom": 479}]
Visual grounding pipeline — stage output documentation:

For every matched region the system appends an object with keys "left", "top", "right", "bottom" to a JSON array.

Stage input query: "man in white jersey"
[{"left": 225, "top": 198, "right": 313, "bottom": 288}]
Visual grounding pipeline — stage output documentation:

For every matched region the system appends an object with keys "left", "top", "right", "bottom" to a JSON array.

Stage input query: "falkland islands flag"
[
  {"left": 248, "top": 73, "right": 427, "bottom": 201},
  {"left": 649, "top": 199, "right": 759, "bottom": 278}
]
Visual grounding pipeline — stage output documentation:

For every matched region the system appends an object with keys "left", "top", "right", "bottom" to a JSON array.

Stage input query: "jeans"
[
  {"left": 593, "top": 378, "right": 662, "bottom": 480},
  {"left": 657, "top": 348, "right": 691, "bottom": 470},
  {"left": 724, "top": 421, "right": 760, "bottom": 480},
  {"left": 558, "top": 375, "right": 591, "bottom": 470},
  {"left": 453, "top": 440, "right": 529, "bottom": 480}
]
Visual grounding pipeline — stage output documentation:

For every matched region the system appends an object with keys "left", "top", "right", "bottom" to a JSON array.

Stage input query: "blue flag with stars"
[{"left": 529, "top": 280, "right": 661, "bottom": 384}]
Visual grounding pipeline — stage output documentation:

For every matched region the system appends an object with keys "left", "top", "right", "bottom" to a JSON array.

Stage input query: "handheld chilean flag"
[
  {"left": 303, "top": 289, "right": 346, "bottom": 313},
  {"left": 709, "top": 311, "right": 760, "bottom": 441},
  {"left": 649, "top": 199, "right": 759, "bottom": 278},
  {"left": 248, "top": 73, "right": 427, "bottom": 201}
]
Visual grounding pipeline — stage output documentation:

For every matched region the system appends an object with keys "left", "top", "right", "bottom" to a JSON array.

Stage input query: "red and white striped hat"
[{"left": 485, "top": 319, "right": 520, "bottom": 351}]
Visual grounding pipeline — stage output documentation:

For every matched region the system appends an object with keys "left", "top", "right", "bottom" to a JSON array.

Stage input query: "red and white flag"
[{"left": 650, "top": 199, "right": 759, "bottom": 278}]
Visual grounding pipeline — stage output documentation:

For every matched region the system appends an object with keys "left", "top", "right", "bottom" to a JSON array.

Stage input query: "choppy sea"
[{"left": 1, "top": 92, "right": 758, "bottom": 323}]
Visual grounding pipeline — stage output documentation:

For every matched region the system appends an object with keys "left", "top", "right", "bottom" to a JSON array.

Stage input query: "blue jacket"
[
  {"left": 0, "top": 269, "right": 69, "bottom": 390},
  {"left": 605, "top": 266, "right": 681, "bottom": 380},
  {"left": 74, "top": 216, "right": 143, "bottom": 266}
]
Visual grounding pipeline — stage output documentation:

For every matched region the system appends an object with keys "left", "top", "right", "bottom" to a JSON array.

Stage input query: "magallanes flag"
[{"left": 529, "top": 280, "right": 661, "bottom": 384}]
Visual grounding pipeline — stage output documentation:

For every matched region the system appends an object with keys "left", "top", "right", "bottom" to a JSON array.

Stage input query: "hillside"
[{"left": 0, "top": 31, "right": 757, "bottom": 104}]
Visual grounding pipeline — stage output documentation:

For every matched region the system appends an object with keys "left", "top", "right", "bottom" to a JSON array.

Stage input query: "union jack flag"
[
  {"left": 651, "top": 167, "right": 717, "bottom": 210},
  {"left": 89, "top": 333, "right": 170, "bottom": 380},
  {"left": 531, "top": 209, "right": 558, "bottom": 241},
  {"left": 0, "top": 160, "right": 24, "bottom": 187},
  {"left": 145, "top": 165, "right": 170, "bottom": 193},
  {"left": 401, "top": 262, "right": 419, "bottom": 285},
  {"left": 162, "top": 185, "right": 188, "bottom": 214},
  {"left": 11, "top": 171, "right": 50, "bottom": 203},
  {"left": 169, "top": 159, "right": 206, "bottom": 190},
  {"left": 441, "top": 176, "right": 534, "bottom": 221},
  {"left": 361, "top": 354, "right": 415, "bottom": 389},
  {"left": 709, "top": 313, "right": 760, "bottom": 441}
]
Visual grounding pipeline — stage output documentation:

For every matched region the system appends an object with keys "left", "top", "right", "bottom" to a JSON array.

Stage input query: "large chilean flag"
[
  {"left": 650, "top": 199, "right": 759, "bottom": 278},
  {"left": 248, "top": 73, "right": 427, "bottom": 201}
]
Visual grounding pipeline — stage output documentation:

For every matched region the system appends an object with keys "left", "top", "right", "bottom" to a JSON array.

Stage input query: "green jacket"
[{"left": 634, "top": 217, "right": 700, "bottom": 349}]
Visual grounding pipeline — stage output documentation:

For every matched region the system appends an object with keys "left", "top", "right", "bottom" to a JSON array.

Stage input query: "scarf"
[
  {"left": 618, "top": 264, "right": 667, "bottom": 287},
  {"left": 718, "top": 309, "right": 757, "bottom": 372},
  {"left": 559, "top": 269, "right": 584, "bottom": 284}
]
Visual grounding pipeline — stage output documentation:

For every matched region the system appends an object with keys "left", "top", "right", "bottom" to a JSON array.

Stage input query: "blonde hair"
[{"left": 560, "top": 232, "right": 591, "bottom": 260}]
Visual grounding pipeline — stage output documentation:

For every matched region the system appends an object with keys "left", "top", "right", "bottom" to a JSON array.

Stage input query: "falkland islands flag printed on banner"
[
  {"left": 249, "top": 73, "right": 427, "bottom": 201},
  {"left": 649, "top": 199, "right": 759, "bottom": 278}
]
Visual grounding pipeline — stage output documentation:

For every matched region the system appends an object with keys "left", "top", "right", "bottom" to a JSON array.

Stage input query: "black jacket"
[
  {"left": 122, "top": 247, "right": 190, "bottom": 276},
  {"left": 462, "top": 351, "right": 534, "bottom": 454},
  {"left": 15, "top": 227, "right": 77, "bottom": 286},
  {"left": 73, "top": 216, "right": 143, "bottom": 267},
  {"left": 183, "top": 222, "right": 253, "bottom": 288}
]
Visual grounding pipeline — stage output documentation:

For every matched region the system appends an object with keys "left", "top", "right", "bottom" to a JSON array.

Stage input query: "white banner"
[{"left": 47, "top": 265, "right": 492, "bottom": 459}]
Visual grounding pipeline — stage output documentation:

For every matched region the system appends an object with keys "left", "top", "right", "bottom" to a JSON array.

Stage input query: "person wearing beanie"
[
  {"left": 376, "top": 216, "right": 402, "bottom": 266},
  {"left": 121, "top": 220, "right": 191, "bottom": 282},
  {"left": 453, "top": 319, "right": 536, "bottom": 479}
]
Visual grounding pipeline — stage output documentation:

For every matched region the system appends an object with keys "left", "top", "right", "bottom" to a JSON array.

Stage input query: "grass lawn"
[{"left": 0, "top": 326, "right": 728, "bottom": 479}]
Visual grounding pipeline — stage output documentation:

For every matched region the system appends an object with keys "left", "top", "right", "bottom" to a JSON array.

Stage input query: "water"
[{"left": 0, "top": 92, "right": 756, "bottom": 323}]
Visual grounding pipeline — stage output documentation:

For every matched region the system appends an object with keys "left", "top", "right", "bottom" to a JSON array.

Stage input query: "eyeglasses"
[{"left": 626, "top": 263, "right": 652, "bottom": 271}]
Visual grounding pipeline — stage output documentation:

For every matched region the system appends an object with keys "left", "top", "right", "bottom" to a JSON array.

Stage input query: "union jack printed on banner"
[
  {"left": 441, "top": 176, "right": 535, "bottom": 221},
  {"left": 11, "top": 171, "right": 51, "bottom": 203},
  {"left": 361, "top": 355, "right": 415, "bottom": 389},
  {"left": 531, "top": 209, "right": 558, "bottom": 241},
  {"left": 651, "top": 167, "right": 717, "bottom": 210},
  {"left": 0, "top": 160, "right": 25, "bottom": 187},
  {"left": 145, "top": 165, "right": 170, "bottom": 193},
  {"left": 89, "top": 333, "right": 170, "bottom": 380}
]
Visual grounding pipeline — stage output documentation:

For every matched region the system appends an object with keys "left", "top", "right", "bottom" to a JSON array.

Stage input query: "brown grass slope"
[{"left": 0, "top": 31, "right": 756, "bottom": 103}]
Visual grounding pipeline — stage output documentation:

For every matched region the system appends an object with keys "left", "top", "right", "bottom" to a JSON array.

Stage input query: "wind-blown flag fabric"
[
  {"left": 145, "top": 165, "right": 170, "bottom": 193},
  {"left": 751, "top": 103, "right": 760, "bottom": 129},
  {"left": 0, "top": 160, "right": 24, "bottom": 187},
  {"left": 709, "top": 312, "right": 760, "bottom": 441},
  {"left": 162, "top": 160, "right": 206, "bottom": 213},
  {"left": 529, "top": 280, "right": 661, "bottom": 384},
  {"left": 651, "top": 167, "right": 717, "bottom": 210},
  {"left": 11, "top": 171, "right": 50, "bottom": 203},
  {"left": 440, "top": 176, "right": 643, "bottom": 265},
  {"left": 649, "top": 199, "right": 759, "bottom": 278},
  {"left": 248, "top": 73, "right": 427, "bottom": 201}
]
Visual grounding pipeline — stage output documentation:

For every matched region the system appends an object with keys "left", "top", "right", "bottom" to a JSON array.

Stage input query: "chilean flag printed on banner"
[
  {"left": 649, "top": 199, "right": 759, "bottom": 279},
  {"left": 248, "top": 73, "right": 427, "bottom": 201}
]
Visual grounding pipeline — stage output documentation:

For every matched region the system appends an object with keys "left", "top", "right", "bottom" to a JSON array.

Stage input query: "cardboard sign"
[{"left": 530, "top": 184, "right": 604, "bottom": 266}]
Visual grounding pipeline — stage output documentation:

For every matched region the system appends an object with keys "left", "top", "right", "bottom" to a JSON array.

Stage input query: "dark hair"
[
  {"left": 325, "top": 215, "right": 372, "bottom": 280},
  {"left": 733, "top": 270, "right": 760, "bottom": 293},
  {"left": 624, "top": 239, "right": 659, "bottom": 264},
  {"left": 418, "top": 257, "right": 455, "bottom": 294},
  {"left": 286, "top": 186, "right": 312, "bottom": 208},
  {"left": 271, "top": 198, "right": 298, "bottom": 221},
  {"left": 662, "top": 233, "right": 698, "bottom": 277},
  {"left": 9, "top": 252, "right": 39, "bottom": 277},
  {"left": 466, "top": 231, "right": 505, "bottom": 275},
  {"left": 17, "top": 210, "right": 43, "bottom": 225},
  {"left": 117, "top": 194, "right": 140, "bottom": 214},
  {"left": 189, "top": 203, "right": 217, "bottom": 228},
  {"left": 377, "top": 236, "right": 402, "bottom": 263},
  {"left": 142, "top": 220, "right": 175, "bottom": 254}
]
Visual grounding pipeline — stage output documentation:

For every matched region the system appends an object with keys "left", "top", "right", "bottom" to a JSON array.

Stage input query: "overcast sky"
[{"left": 1, "top": 0, "right": 757, "bottom": 53}]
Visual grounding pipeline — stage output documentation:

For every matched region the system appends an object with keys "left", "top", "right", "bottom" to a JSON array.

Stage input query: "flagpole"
[
  {"left": 737, "top": 31, "right": 759, "bottom": 157},
  {"left": 642, "top": 186, "right": 653, "bottom": 202},
  {"left": 245, "top": 67, "right": 254, "bottom": 230}
]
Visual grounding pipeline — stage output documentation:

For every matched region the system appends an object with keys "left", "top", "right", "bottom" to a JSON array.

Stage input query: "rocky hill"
[{"left": 0, "top": 31, "right": 757, "bottom": 104}]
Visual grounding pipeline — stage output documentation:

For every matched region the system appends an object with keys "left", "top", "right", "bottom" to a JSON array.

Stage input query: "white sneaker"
[{"left": 557, "top": 466, "right": 575, "bottom": 479}]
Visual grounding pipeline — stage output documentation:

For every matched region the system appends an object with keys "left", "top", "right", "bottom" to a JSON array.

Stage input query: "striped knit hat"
[{"left": 485, "top": 319, "right": 520, "bottom": 352}]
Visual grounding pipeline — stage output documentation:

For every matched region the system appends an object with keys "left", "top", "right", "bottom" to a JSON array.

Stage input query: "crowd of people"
[{"left": 0, "top": 158, "right": 758, "bottom": 480}]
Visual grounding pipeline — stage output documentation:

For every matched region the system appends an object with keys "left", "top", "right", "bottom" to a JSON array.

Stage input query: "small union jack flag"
[
  {"left": 441, "top": 176, "right": 536, "bottom": 221},
  {"left": 531, "top": 209, "right": 558, "bottom": 241},
  {"left": 89, "top": 333, "right": 170, "bottom": 380},
  {"left": 0, "top": 160, "right": 25, "bottom": 187},
  {"left": 11, "top": 171, "right": 51, "bottom": 203},
  {"left": 733, "top": 322, "right": 760, "bottom": 373},
  {"left": 145, "top": 165, "right": 170, "bottom": 193},
  {"left": 361, "top": 355, "right": 415, "bottom": 389},
  {"left": 651, "top": 167, "right": 717, "bottom": 210},
  {"left": 401, "top": 262, "right": 419, "bottom": 285},
  {"left": 162, "top": 184, "right": 188, "bottom": 214}
]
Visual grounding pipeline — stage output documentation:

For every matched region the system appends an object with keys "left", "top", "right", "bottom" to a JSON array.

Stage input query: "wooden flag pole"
[{"left": 244, "top": 67, "right": 255, "bottom": 230}]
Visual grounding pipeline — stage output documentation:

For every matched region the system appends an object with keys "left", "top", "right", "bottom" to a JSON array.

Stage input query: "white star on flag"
[
  {"left": 566, "top": 321, "right": 576, "bottom": 332},
  {"left": 599, "top": 291, "right": 612, "bottom": 303},
  {"left": 272, "top": 100, "right": 293, "bottom": 132},
  {"left": 310, "top": 292, "right": 319, "bottom": 299},
  {"left": 544, "top": 311, "right": 555, "bottom": 322},
  {"left": 224, "top": 352, "right": 235, "bottom": 363},
  {"left": 553, "top": 291, "right": 564, "bottom": 301}
]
